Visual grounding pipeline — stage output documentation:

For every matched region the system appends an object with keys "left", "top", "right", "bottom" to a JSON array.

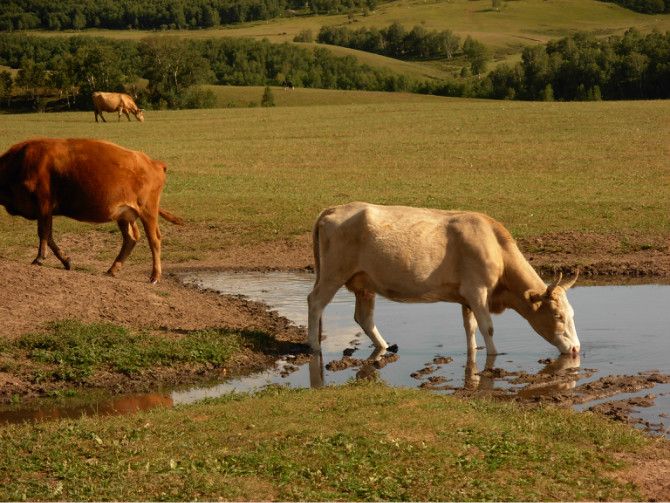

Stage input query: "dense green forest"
[
  {"left": 317, "top": 22, "right": 489, "bottom": 73},
  {"left": 0, "top": 28, "right": 667, "bottom": 111},
  {"left": 483, "top": 29, "right": 670, "bottom": 101},
  {"left": 0, "top": 33, "right": 411, "bottom": 110},
  {"left": 600, "top": 0, "right": 670, "bottom": 14},
  {"left": 0, "top": 0, "right": 379, "bottom": 31}
]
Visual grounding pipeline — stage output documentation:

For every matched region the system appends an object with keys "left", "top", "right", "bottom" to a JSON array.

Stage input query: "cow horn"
[
  {"left": 561, "top": 269, "right": 580, "bottom": 290},
  {"left": 545, "top": 271, "right": 562, "bottom": 297}
]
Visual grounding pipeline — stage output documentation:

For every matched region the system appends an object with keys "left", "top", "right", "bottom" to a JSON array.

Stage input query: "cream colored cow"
[
  {"left": 307, "top": 202, "right": 579, "bottom": 356},
  {"left": 92, "top": 92, "right": 144, "bottom": 123}
]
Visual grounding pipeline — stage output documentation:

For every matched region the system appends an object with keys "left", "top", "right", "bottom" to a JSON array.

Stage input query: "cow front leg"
[
  {"left": 462, "top": 305, "right": 479, "bottom": 354},
  {"left": 31, "top": 218, "right": 50, "bottom": 266},
  {"left": 460, "top": 286, "right": 498, "bottom": 355},
  {"left": 108, "top": 220, "right": 139, "bottom": 277},
  {"left": 354, "top": 290, "right": 389, "bottom": 354}
]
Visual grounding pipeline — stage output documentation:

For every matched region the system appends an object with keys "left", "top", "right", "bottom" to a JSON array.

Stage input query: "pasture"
[
  {"left": 0, "top": 91, "right": 667, "bottom": 270},
  {"left": 0, "top": 91, "right": 669, "bottom": 500}
]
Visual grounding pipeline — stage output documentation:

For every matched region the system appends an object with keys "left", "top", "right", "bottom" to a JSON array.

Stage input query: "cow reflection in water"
[
  {"left": 308, "top": 348, "right": 581, "bottom": 399},
  {"left": 0, "top": 393, "right": 173, "bottom": 424}
]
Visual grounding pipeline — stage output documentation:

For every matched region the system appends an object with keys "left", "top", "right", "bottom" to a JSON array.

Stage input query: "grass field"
[
  {"left": 0, "top": 382, "right": 662, "bottom": 500},
  {"left": 0, "top": 92, "right": 667, "bottom": 265},
  {"left": 25, "top": 0, "right": 670, "bottom": 79}
]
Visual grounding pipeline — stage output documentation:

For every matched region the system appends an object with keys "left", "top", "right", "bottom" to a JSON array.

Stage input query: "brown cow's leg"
[
  {"left": 94, "top": 110, "right": 99, "bottom": 123},
  {"left": 139, "top": 213, "right": 162, "bottom": 283},
  {"left": 31, "top": 217, "right": 50, "bottom": 266},
  {"left": 123, "top": 109, "right": 131, "bottom": 121},
  {"left": 47, "top": 230, "right": 71, "bottom": 270},
  {"left": 99, "top": 111, "right": 107, "bottom": 123},
  {"left": 107, "top": 220, "right": 139, "bottom": 277}
]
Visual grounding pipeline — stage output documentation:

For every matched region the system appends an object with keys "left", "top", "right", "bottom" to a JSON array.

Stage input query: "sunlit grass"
[
  {"left": 0, "top": 383, "right": 659, "bottom": 500},
  {"left": 0, "top": 96, "right": 667, "bottom": 264}
]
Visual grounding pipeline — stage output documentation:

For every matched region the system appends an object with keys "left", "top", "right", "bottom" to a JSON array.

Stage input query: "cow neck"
[{"left": 498, "top": 245, "right": 547, "bottom": 318}]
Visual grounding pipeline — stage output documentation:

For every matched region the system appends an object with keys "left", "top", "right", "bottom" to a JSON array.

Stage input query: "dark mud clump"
[
  {"left": 325, "top": 353, "right": 399, "bottom": 372},
  {"left": 589, "top": 395, "right": 667, "bottom": 434},
  {"left": 411, "top": 366, "right": 437, "bottom": 379},
  {"left": 433, "top": 356, "right": 453, "bottom": 365}
]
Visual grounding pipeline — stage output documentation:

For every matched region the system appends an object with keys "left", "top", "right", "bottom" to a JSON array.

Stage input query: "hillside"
[{"left": 23, "top": 0, "right": 670, "bottom": 77}]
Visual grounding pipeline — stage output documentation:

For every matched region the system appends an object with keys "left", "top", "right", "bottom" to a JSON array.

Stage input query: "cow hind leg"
[
  {"left": 108, "top": 219, "right": 140, "bottom": 277},
  {"left": 139, "top": 211, "right": 162, "bottom": 284},
  {"left": 307, "top": 281, "right": 342, "bottom": 353},
  {"left": 353, "top": 290, "right": 389, "bottom": 353},
  {"left": 460, "top": 286, "right": 498, "bottom": 355},
  {"left": 47, "top": 228, "right": 70, "bottom": 270}
]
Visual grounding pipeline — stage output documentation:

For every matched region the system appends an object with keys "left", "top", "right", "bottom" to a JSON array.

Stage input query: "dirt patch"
[
  {"left": 613, "top": 441, "right": 670, "bottom": 502},
  {"left": 0, "top": 257, "right": 308, "bottom": 403}
]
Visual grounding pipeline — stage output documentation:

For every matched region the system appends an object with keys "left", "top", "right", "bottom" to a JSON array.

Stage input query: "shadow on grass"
[{"left": 237, "top": 328, "right": 310, "bottom": 357}]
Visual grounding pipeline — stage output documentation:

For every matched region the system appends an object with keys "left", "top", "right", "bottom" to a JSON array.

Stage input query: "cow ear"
[{"left": 524, "top": 290, "right": 544, "bottom": 310}]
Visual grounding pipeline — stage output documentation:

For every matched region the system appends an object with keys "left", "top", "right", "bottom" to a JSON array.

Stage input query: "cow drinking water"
[
  {"left": 92, "top": 92, "right": 144, "bottom": 123},
  {"left": 0, "top": 138, "right": 183, "bottom": 283},
  {"left": 307, "top": 202, "right": 579, "bottom": 356}
]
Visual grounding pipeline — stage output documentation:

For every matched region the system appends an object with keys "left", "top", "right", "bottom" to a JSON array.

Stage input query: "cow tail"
[{"left": 159, "top": 209, "right": 185, "bottom": 225}]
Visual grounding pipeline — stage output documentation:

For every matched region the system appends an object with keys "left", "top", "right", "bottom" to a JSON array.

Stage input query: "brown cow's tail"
[{"left": 159, "top": 209, "right": 185, "bottom": 225}]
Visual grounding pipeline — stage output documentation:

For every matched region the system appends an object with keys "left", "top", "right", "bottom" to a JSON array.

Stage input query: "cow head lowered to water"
[
  {"left": 0, "top": 138, "right": 183, "bottom": 283},
  {"left": 307, "top": 202, "right": 580, "bottom": 357}
]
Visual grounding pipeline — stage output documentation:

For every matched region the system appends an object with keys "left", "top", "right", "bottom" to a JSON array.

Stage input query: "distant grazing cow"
[
  {"left": 282, "top": 80, "right": 294, "bottom": 90},
  {"left": 0, "top": 138, "right": 183, "bottom": 283},
  {"left": 308, "top": 202, "right": 580, "bottom": 356},
  {"left": 92, "top": 91, "right": 144, "bottom": 123}
]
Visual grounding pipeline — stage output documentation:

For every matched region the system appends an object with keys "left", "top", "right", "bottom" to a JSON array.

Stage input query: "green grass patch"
[
  {"left": 0, "top": 98, "right": 667, "bottom": 262},
  {"left": 14, "top": 320, "right": 246, "bottom": 383},
  {"left": 0, "top": 383, "right": 659, "bottom": 500}
]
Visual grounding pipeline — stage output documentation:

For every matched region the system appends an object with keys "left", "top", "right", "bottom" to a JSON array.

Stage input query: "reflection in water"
[
  {"left": 1, "top": 271, "right": 668, "bottom": 435},
  {"left": 0, "top": 393, "right": 172, "bottom": 424}
]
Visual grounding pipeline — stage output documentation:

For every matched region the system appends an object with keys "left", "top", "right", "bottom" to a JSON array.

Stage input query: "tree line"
[
  {"left": 0, "top": 0, "right": 380, "bottom": 31},
  {"left": 0, "top": 33, "right": 412, "bottom": 111},
  {"left": 0, "top": 28, "right": 667, "bottom": 111},
  {"left": 599, "top": 0, "right": 669, "bottom": 14},
  {"left": 482, "top": 29, "right": 670, "bottom": 101},
  {"left": 317, "top": 22, "right": 490, "bottom": 73}
]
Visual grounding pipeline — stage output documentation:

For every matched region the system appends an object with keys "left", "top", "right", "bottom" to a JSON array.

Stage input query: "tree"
[
  {"left": 139, "top": 37, "right": 214, "bottom": 108},
  {"left": 16, "top": 58, "right": 47, "bottom": 104},
  {"left": 0, "top": 70, "right": 12, "bottom": 107},
  {"left": 462, "top": 36, "right": 489, "bottom": 75},
  {"left": 261, "top": 85, "right": 275, "bottom": 106}
]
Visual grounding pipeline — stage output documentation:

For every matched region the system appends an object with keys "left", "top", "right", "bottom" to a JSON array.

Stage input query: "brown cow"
[
  {"left": 92, "top": 91, "right": 145, "bottom": 123},
  {"left": 0, "top": 138, "right": 183, "bottom": 283},
  {"left": 308, "top": 202, "right": 580, "bottom": 356}
]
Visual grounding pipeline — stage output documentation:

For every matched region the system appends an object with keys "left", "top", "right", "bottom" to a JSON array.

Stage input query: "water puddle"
[{"left": 2, "top": 271, "right": 669, "bottom": 435}]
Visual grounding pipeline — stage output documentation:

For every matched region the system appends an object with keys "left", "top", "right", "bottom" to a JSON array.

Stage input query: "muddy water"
[
  {"left": 180, "top": 271, "right": 670, "bottom": 433},
  {"left": 2, "top": 271, "right": 669, "bottom": 435}
]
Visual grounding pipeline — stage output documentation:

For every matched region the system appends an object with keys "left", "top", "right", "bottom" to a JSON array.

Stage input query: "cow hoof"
[
  {"left": 31, "top": 258, "right": 43, "bottom": 266},
  {"left": 63, "top": 259, "right": 71, "bottom": 271},
  {"left": 106, "top": 268, "right": 117, "bottom": 277},
  {"left": 150, "top": 278, "right": 159, "bottom": 285}
]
